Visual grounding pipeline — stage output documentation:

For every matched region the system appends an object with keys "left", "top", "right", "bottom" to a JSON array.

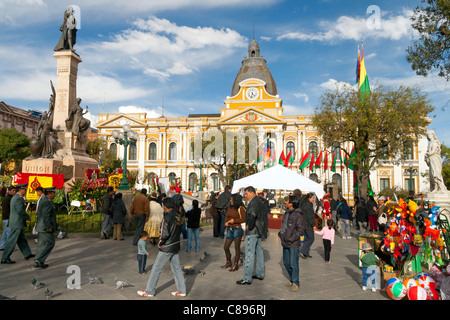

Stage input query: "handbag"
[{"left": 32, "top": 224, "right": 38, "bottom": 236}]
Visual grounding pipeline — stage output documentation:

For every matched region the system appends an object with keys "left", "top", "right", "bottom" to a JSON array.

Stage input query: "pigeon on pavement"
[
  {"left": 45, "top": 288, "right": 53, "bottom": 300},
  {"left": 87, "top": 272, "right": 104, "bottom": 284},
  {"left": 114, "top": 278, "right": 134, "bottom": 289},
  {"left": 31, "top": 278, "right": 46, "bottom": 290}
]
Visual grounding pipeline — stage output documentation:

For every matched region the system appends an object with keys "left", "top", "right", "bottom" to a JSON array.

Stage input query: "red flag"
[
  {"left": 324, "top": 151, "right": 328, "bottom": 170},
  {"left": 310, "top": 153, "right": 315, "bottom": 171},
  {"left": 299, "top": 151, "right": 310, "bottom": 171},
  {"left": 284, "top": 150, "right": 292, "bottom": 167},
  {"left": 315, "top": 150, "right": 322, "bottom": 168}
]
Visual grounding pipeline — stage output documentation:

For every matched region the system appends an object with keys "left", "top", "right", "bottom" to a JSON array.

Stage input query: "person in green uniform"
[
  {"left": 1, "top": 184, "right": 34, "bottom": 264},
  {"left": 34, "top": 186, "right": 57, "bottom": 269}
]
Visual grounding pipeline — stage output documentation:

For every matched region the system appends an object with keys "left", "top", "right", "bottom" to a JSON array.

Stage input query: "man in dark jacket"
[
  {"left": 215, "top": 185, "right": 232, "bottom": 239},
  {"left": 1, "top": 184, "right": 34, "bottom": 264},
  {"left": 139, "top": 197, "right": 186, "bottom": 297},
  {"left": 0, "top": 186, "right": 16, "bottom": 250},
  {"left": 237, "top": 186, "right": 267, "bottom": 285},
  {"left": 299, "top": 193, "right": 316, "bottom": 259},
  {"left": 101, "top": 186, "right": 114, "bottom": 239},
  {"left": 279, "top": 195, "right": 304, "bottom": 291},
  {"left": 34, "top": 187, "right": 57, "bottom": 269}
]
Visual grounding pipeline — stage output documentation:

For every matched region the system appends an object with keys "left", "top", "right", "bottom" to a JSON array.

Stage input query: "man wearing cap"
[
  {"left": 34, "top": 187, "right": 57, "bottom": 268},
  {"left": 101, "top": 186, "right": 115, "bottom": 239},
  {"left": 0, "top": 186, "right": 17, "bottom": 251},
  {"left": 131, "top": 188, "right": 150, "bottom": 245},
  {"left": 1, "top": 184, "right": 34, "bottom": 264}
]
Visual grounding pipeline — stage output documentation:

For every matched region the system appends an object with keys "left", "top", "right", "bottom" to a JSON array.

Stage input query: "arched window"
[
  {"left": 129, "top": 144, "right": 137, "bottom": 160},
  {"left": 332, "top": 142, "right": 340, "bottom": 160},
  {"left": 148, "top": 142, "right": 157, "bottom": 160},
  {"left": 168, "top": 172, "right": 176, "bottom": 184},
  {"left": 308, "top": 141, "right": 318, "bottom": 156},
  {"left": 189, "top": 173, "right": 197, "bottom": 191},
  {"left": 309, "top": 173, "right": 319, "bottom": 183},
  {"left": 169, "top": 142, "right": 177, "bottom": 160},
  {"left": 286, "top": 141, "right": 295, "bottom": 157},
  {"left": 110, "top": 143, "right": 117, "bottom": 158},
  {"left": 332, "top": 173, "right": 342, "bottom": 193}
]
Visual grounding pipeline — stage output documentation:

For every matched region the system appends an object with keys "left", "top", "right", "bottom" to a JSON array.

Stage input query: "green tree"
[
  {"left": 0, "top": 128, "right": 30, "bottom": 175},
  {"left": 406, "top": 0, "right": 450, "bottom": 80},
  {"left": 86, "top": 137, "right": 106, "bottom": 162},
  {"left": 442, "top": 143, "right": 450, "bottom": 188},
  {"left": 312, "top": 85, "right": 434, "bottom": 199}
]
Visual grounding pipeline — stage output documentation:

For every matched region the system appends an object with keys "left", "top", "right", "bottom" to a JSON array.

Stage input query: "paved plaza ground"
[{"left": 0, "top": 225, "right": 390, "bottom": 303}]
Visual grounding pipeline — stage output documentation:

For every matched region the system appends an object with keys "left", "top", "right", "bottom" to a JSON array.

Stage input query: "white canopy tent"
[{"left": 231, "top": 165, "right": 325, "bottom": 199}]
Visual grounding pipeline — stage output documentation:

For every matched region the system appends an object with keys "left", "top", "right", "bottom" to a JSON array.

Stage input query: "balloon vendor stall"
[{"left": 378, "top": 198, "right": 449, "bottom": 300}]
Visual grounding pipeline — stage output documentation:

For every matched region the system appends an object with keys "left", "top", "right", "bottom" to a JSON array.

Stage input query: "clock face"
[{"left": 246, "top": 87, "right": 259, "bottom": 100}]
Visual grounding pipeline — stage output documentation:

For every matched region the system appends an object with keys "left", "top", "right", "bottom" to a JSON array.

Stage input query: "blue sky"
[{"left": 1, "top": 0, "right": 449, "bottom": 145}]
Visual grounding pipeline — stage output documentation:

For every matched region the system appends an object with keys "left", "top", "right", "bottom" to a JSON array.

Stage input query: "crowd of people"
[{"left": 1, "top": 182, "right": 449, "bottom": 300}]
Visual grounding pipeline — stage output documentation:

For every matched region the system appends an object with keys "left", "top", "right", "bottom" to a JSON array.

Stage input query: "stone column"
[{"left": 53, "top": 50, "right": 82, "bottom": 131}]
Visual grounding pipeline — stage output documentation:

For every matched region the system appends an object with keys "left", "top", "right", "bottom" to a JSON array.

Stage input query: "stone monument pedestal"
[
  {"left": 423, "top": 192, "right": 450, "bottom": 221},
  {"left": 22, "top": 131, "right": 98, "bottom": 190}
]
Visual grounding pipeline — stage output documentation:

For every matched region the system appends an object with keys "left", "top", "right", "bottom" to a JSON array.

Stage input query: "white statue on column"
[{"left": 424, "top": 130, "right": 448, "bottom": 194}]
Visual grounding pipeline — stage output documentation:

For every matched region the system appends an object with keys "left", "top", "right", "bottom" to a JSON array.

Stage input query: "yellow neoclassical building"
[{"left": 96, "top": 39, "right": 427, "bottom": 198}]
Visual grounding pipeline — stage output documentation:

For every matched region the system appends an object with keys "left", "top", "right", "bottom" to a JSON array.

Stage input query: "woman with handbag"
[{"left": 221, "top": 193, "right": 246, "bottom": 272}]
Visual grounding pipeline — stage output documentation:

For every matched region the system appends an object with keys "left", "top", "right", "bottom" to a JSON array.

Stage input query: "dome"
[{"left": 231, "top": 39, "right": 277, "bottom": 97}]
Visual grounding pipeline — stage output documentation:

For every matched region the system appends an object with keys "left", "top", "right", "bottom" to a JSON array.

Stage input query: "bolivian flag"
[{"left": 358, "top": 41, "right": 370, "bottom": 100}]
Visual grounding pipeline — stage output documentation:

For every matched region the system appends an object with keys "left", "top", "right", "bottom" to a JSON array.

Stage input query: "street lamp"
[
  {"left": 195, "top": 157, "right": 205, "bottom": 192},
  {"left": 111, "top": 124, "right": 139, "bottom": 190}
]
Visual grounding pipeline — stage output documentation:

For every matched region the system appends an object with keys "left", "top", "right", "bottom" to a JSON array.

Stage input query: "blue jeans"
[
  {"left": 186, "top": 228, "right": 199, "bottom": 252},
  {"left": 145, "top": 251, "right": 186, "bottom": 296},
  {"left": 283, "top": 247, "right": 300, "bottom": 286},
  {"left": 137, "top": 254, "right": 147, "bottom": 273},
  {"left": 362, "top": 267, "right": 376, "bottom": 287},
  {"left": 300, "top": 229, "right": 314, "bottom": 256},
  {"left": 243, "top": 234, "right": 264, "bottom": 282},
  {"left": 0, "top": 220, "right": 10, "bottom": 249}
]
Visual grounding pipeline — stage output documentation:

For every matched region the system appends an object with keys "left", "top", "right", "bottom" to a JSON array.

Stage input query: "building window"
[
  {"left": 286, "top": 141, "right": 295, "bottom": 157},
  {"left": 310, "top": 173, "right": 319, "bottom": 183},
  {"left": 169, "top": 142, "right": 177, "bottom": 160},
  {"left": 169, "top": 172, "right": 176, "bottom": 185},
  {"left": 380, "top": 178, "right": 390, "bottom": 191},
  {"left": 189, "top": 173, "right": 197, "bottom": 191},
  {"left": 308, "top": 141, "right": 318, "bottom": 156},
  {"left": 211, "top": 173, "right": 219, "bottom": 191},
  {"left": 148, "top": 142, "right": 157, "bottom": 160},
  {"left": 110, "top": 143, "right": 117, "bottom": 158},
  {"left": 404, "top": 142, "right": 414, "bottom": 160},
  {"left": 332, "top": 173, "right": 342, "bottom": 192},
  {"left": 129, "top": 144, "right": 137, "bottom": 160},
  {"left": 405, "top": 178, "right": 415, "bottom": 192},
  {"left": 332, "top": 142, "right": 340, "bottom": 160}
]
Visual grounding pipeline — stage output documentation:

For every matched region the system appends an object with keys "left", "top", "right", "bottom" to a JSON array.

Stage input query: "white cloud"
[
  {"left": 83, "top": 16, "right": 247, "bottom": 82},
  {"left": 276, "top": 9, "right": 418, "bottom": 43},
  {"left": 319, "top": 79, "right": 357, "bottom": 92},
  {"left": 293, "top": 92, "right": 309, "bottom": 103},
  {"left": 118, "top": 105, "right": 174, "bottom": 118}
]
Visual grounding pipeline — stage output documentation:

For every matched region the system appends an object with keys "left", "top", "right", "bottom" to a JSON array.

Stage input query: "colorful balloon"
[
  {"left": 418, "top": 275, "right": 436, "bottom": 290},
  {"left": 407, "top": 285, "right": 428, "bottom": 300},
  {"left": 388, "top": 282, "right": 407, "bottom": 300},
  {"left": 403, "top": 278, "right": 419, "bottom": 290},
  {"left": 386, "top": 277, "right": 401, "bottom": 288},
  {"left": 426, "top": 288, "right": 440, "bottom": 300}
]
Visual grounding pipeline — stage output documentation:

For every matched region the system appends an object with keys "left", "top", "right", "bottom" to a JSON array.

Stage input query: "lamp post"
[
  {"left": 111, "top": 124, "right": 139, "bottom": 190},
  {"left": 195, "top": 157, "right": 205, "bottom": 192}
]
